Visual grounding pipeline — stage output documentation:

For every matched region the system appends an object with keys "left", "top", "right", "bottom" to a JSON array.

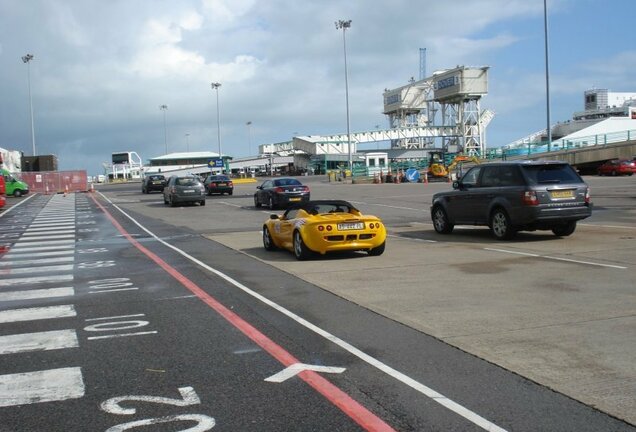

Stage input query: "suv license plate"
[
  {"left": 338, "top": 222, "right": 364, "bottom": 230},
  {"left": 550, "top": 190, "right": 574, "bottom": 198}
]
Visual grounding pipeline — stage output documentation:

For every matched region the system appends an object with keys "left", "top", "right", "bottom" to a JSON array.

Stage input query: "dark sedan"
[
  {"left": 254, "top": 178, "right": 310, "bottom": 209},
  {"left": 163, "top": 176, "right": 206, "bottom": 207},
  {"left": 204, "top": 175, "right": 234, "bottom": 195},
  {"left": 141, "top": 174, "right": 166, "bottom": 193}
]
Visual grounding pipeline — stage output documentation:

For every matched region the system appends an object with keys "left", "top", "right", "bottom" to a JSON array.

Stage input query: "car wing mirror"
[
  {"left": 452, "top": 181, "right": 460, "bottom": 189},
  {"left": 257, "top": 185, "right": 262, "bottom": 189},
  {"left": 269, "top": 214, "right": 279, "bottom": 220}
]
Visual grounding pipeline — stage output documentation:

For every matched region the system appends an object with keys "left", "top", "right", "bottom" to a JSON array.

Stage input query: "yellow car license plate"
[
  {"left": 338, "top": 222, "right": 364, "bottom": 230},
  {"left": 289, "top": 197, "right": 301, "bottom": 201},
  {"left": 550, "top": 190, "right": 574, "bottom": 198}
]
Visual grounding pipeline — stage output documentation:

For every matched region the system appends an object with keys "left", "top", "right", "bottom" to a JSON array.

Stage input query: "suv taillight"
[
  {"left": 522, "top": 190, "right": 538, "bottom": 206},
  {"left": 585, "top": 188, "right": 591, "bottom": 204}
]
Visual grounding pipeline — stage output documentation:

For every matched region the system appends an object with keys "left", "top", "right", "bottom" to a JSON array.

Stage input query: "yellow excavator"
[{"left": 427, "top": 151, "right": 481, "bottom": 178}]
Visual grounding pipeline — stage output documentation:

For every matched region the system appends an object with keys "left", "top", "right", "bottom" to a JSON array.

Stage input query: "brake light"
[
  {"left": 302, "top": 186, "right": 310, "bottom": 192},
  {"left": 522, "top": 190, "right": 538, "bottom": 206},
  {"left": 326, "top": 225, "right": 333, "bottom": 231},
  {"left": 585, "top": 188, "right": 591, "bottom": 204},
  {"left": 275, "top": 187, "right": 285, "bottom": 193},
  {"left": 318, "top": 226, "right": 324, "bottom": 231},
  {"left": 228, "top": 181, "right": 233, "bottom": 186},
  {"left": 170, "top": 186, "right": 177, "bottom": 194}
]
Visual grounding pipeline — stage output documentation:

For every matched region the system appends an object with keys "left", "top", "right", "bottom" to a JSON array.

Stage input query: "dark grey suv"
[{"left": 430, "top": 161, "right": 592, "bottom": 240}]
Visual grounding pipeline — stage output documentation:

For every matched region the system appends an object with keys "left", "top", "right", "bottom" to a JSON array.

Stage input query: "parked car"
[
  {"left": 597, "top": 159, "right": 635, "bottom": 176},
  {"left": 141, "top": 174, "right": 167, "bottom": 193},
  {"left": 262, "top": 200, "right": 386, "bottom": 260},
  {"left": 430, "top": 161, "right": 592, "bottom": 240},
  {"left": 204, "top": 175, "right": 233, "bottom": 195},
  {"left": 254, "top": 178, "right": 310, "bottom": 209},
  {"left": 163, "top": 176, "right": 206, "bottom": 207}
]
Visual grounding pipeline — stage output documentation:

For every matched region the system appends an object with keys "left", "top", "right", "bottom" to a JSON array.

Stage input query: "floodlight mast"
[
  {"left": 335, "top": 20, "right": 352, "bottom": 173},
  {"left": 159, "top": 104, "right": 168, "bottom": 155},
  {"left": 211, "top": 82, "right": 222, "bottom": 165},
  {"left": 22, "top": 53, "right": 36, "bottom": 156}
]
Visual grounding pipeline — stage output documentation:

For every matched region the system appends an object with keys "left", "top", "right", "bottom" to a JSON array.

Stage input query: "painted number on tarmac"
[{"left": 101, "top": 387, "right": 215, "bottom": 431}]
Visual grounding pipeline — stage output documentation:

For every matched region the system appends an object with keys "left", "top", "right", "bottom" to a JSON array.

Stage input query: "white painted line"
[
  {"left": 0, "top": 305, "right": 76, "bottom": 324},
  {"left": 26, "top": 225, "right": 75, "bottom": 231},
  {"left": 265, "top": 363, "right": 346, "bottom": 383},
  {"left": 88, "top": 288, "right": 139, "bottom": 294},
  {"left": 0, "top": 329, "right": 79, "bottom": 355},
  {"left": 23, "top": 230, "right": 75, "bottom": 236},
  {"left": 14, "top": 234, "right": 75, "bottom": 242},
  {"left": 33, "top": 218, "right": 75, "bottom": 223},
  {"left": 101, "top": 191, "right": 507, "bottom": 432},
  {"left": 0, "top": 274, "right": 74, "bottom": 287},
  {"left": 31, "top": 220, "right": 75, "bottom": 225},
  {"left": 29, "top": 221, "right": 75, "bottom": 228},
  {"left": 85, "top": 314, "right": 146, "bottom": 321},
  {"left": 484, "top": 248, "right": 627, "bottom": 269},
  {"left": 13, "top": 239, "right": 75, "bottom": 248},
  {"left": 87, "top": 331, "right": 158, "bottom": 340},
  {"left": 0, "top": 194, "right": 37, "bottom": 219},
  {"left": 543, "top": 255, "right": 627, "bottom": 269},
  {"left": 0, "top": 264, "right": 73, "bottom": 275},
  {"left": 3, "top": 245, "right": 74, "bottom": 253},
  {"left": 0, "top": 367, "right": 85, "bottom": 407},
  {"left": 0, "top": 256, "right": 74, "bottom": 267},
  {"left": 0, "top": 287, "right": 74, "bottom": 302},
  {"left": 387, "top": 234, "right": 436, "bottom": 243}
]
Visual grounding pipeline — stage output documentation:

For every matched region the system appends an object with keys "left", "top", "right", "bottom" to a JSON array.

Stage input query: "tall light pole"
[
  {"left": 185, "top": 133, "right": 190, "bottom": 152},
  {"left": 22, "top": 53, "right": 36, "bottom": 156},
  {"left": 246, "top": 121, "right": 252, "bottom": 156},
  {"left": 543, "top": 0, "right": 552, "bottom": 152},
  {"left": 335, "top": 19, "right": 352, "bottom": 172},
  {"left": 211, "top": 82, "right": 222, "bottom": 165},
  {"left": 159, "top": 104, "right": 168, "bottom": 155}
]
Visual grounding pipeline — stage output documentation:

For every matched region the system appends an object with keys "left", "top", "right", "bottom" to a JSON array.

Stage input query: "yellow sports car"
[{"left": 262, "top": 200, "right": 386, "bottom": 260}]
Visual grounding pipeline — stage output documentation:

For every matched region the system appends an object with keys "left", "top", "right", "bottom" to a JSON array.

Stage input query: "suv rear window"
[{"left": 521, "top": 164, "right": 582, "bottom": 185}]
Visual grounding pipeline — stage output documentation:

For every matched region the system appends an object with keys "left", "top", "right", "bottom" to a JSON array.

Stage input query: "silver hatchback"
[
  {"left": 430, "top": 161, "right": 592, "bottom": 240},
  {"left": 163, "top": 176, "right": 206, "bottom": 207}
]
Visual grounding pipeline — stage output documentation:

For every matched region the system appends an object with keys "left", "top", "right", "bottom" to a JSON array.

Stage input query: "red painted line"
[{"left": 90, "top": 194, "right": 395, "bottom": 432}]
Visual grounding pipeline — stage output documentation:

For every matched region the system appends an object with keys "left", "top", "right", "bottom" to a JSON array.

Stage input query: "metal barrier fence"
[{"left": 20, "top": 170, "right": 88, "bottom": 194}]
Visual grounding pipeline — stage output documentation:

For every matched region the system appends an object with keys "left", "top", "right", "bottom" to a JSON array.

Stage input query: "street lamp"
[
  {"left": 159, "top": 104, "right": 168, "bottom": 155},
  {"left": 335, "top": 19, "right": 352, "bottom": 172},
  {"left": 21, "top": 53, "right": 36, "bottom": 156},
  {"left": 543, "top": 0, "right": 552, "bottom": 152},
  {"left": 185, "top": 133, "right": 190, "bottom": 152},
  {"left": 211, "top": 82, "right": 222, "bottom": 165},
  {"left": 246, "top": 121, "right": 252, "bottom": 156}
]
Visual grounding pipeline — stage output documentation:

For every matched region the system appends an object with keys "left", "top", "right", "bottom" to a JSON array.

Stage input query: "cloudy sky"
[{"left": 1, "top": 0, "right": 634, "bottom": 174}]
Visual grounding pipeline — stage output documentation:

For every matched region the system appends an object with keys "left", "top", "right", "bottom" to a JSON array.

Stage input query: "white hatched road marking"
[
  {"left": 3, "top": 250, "right": 74, "bottom": 258},
  {"left": 23, "top": 230, "right": 75, "bottom": 236},
  {"left": 25, "top": 225, "right": 75, "bottom": 232},
  {"left": 0, "top": 274, "right": 74, "bottom": 287},
  {"left": 0, "top": 329, "right": 79, "bottom": 355},
  {"left": 0, "top": 287, "right": 74, "bottom": 302},
  {"left": 0, "top": 264, "right": 74, "bottom": 275},
  {"left": 0, "top": 367, "right": 85, "bottom": 407},
  {"left": 12, "top": 239, "right": 75, "bottom": 248},
  {"left": 0, "top": 256, "right": 74, "bottom": 267},
  {"left": 13, "top": 234, "right": 75, "bottom": 242},
  {"left": 0, "top": 305, "right": 76, "bottom": 323},
  {"left": 3, "top": 245, "right": 74, "bottom": 253}
]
